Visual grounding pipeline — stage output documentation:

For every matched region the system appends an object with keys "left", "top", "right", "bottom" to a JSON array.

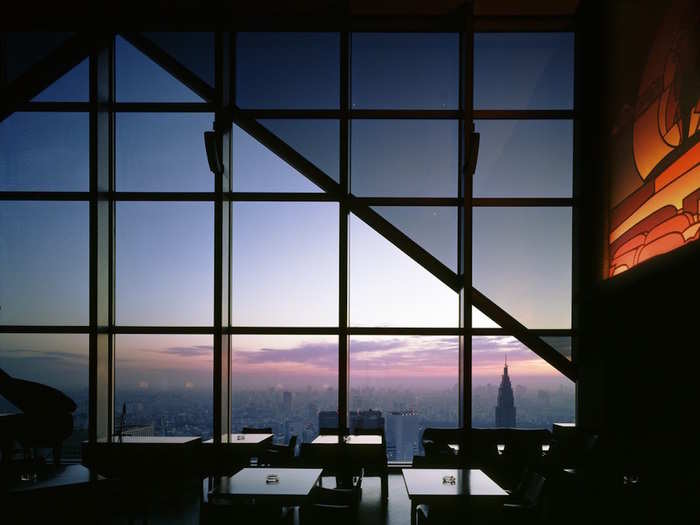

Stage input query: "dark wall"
[{"left": 577, "top": 1, "right": 698, "bottom": 520}]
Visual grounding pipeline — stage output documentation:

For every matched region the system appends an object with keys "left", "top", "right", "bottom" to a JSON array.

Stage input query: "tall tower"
[{"left": 495, "top": 356, "right": 516, "bottom": 427}]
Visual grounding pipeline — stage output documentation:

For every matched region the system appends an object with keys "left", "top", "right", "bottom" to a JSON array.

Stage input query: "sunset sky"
[{"left": 0, "top": 33, "right": 574, "bottom": 396}]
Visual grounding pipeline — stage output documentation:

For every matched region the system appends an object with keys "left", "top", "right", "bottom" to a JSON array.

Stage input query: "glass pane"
[
  {"left": 349, "top": 214, "right": 458, "bottom": 327},
  {"left": 350, "top": 336, "right": 459, "bottom": 462},
  {"left": 142, "top": 32, "right": 215, "bottom": 86},
  {"left": 0, "top": 334, "right": 88, "bottom": 459},
  {"left": 475, "top": 120, "right": 573, "bottom": 197},
  {"left": 32, "top": 58, "right": 88, "bottom": 102},
  {"left": 351, "top": 33, "right": 459, "bottom": 109},
  {"left": 236, "top": 33, "right": 340, "bottom": 109},
  {"left": 259, "top": 119, "right": 340, "bottom": 183},
  {"left": 233, "top": 124, "right": 321, "bottom": 192},
  {"left": 0, "top": 202, "right": 88, "bottom": 325},
  {"left": 473, "top": 207, "right": 572, "bottom": 329},
  {"left": 351, "top": 120, "right": 458, "bottom": 197},
  {"left": 541, "top": 336, "right": 572, "bottom": 361},
  {"left": 0, "top": 112, "right": 88, "bottom": 191},
  {"left": 474, "top": 33, "right": 574, "bottom": 110},
  {"left": 116, "top": 113, "right": 214, "bottom": 192},
  {"left": 115, "top": 35, "right": 204, "bottom": 102},
  {"left": 115, "top": 334, "right": 213, "bottom": 439},
  {"left": 371, "top": 206, "right": 457, "bottom": 272},
  {"left": 233, "top": 203, "right": 339, "bottom": 326},
  {"left": 4, "top": 32, "right": 73, "bottom": 82},
  {"left": 116, "top": 202, "right": 213, "bottom": 326},
  {"left": 472, "top": 306, "right": 500, "bottom": 328},
  {"left": 232, "top": 335, "right": 338, "bottom": 444},
  {"left": 472, "top": 336, "right": 575, "bottom": 428}
]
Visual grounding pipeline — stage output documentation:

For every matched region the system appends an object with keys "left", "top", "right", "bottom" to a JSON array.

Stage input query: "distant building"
[
  {"left": 386, "top": 410, "right": 420, "bottom": 461},
  {"left": 318, "top": 410, "right": 338, "bottom": 429},
  {"left": 282, "top": 391, "right": 292, "bottom": 413},
  {"left": 495, "top": 357, "right": 516, "bottom": 427}
]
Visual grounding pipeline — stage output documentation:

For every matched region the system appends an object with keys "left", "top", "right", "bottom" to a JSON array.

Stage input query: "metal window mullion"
[
  {"left": 338, "top": 29, "right": 350, "bottom": 435},
  {"left": 459, "top": 5, "right": 475, "bottom": 447},
  {"left": 88, "top": 37, "right": 114, "bottom": 443}
]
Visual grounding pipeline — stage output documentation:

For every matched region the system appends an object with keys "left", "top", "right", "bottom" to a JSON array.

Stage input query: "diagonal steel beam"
[
  {"left": 233, "top": 115, "right": 341, "bottom": 196},
  {"left": 1, "top": 32, "right": 111, "bottom": 123},
  {"left": 472, "top": 287, "right": 577, "bottom": 381},
  {"left": 350, "top": 201, "right": 460, "bottom": 292},
  {"left": 120, "top": 32, "right": 216, "bottom": 103},
  {"left": 234, "top": 113, "right": 461, "bottom": 292}
]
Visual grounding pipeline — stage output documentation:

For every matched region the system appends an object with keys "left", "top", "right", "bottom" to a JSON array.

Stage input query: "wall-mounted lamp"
[{"left": 204, "top": 130, "right": 223, "bottom": 176}]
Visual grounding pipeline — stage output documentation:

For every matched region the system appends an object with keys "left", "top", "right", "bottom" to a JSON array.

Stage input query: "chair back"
[
  {"left": 422, "top": 427, "right": 461, "bottom": 454},
  {"left": 287, "top": 435, "right": 298, "bottom": 457},
  {"left": 241, "top": 426, "right": 272, "bottom": 434},
  {"left": 353, "top": 427, "right": 385, "bottom": 437}
]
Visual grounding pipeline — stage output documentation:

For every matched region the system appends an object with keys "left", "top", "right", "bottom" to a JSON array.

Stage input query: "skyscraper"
[
  {"left": 282, "top": 391, "right": 292, "bottom": 413},
  {"left": 495, "top": 356, "right": 516, "bottom": 427}
]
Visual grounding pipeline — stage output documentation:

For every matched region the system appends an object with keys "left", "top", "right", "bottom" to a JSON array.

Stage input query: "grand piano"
[{"left": 0, "top": 368, "right": 76, "bottom": 465}]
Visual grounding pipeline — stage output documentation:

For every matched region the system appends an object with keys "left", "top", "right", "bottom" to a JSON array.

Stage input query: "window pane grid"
[{"left": 11, "top": 29, "right": 575, "bottom": 449}]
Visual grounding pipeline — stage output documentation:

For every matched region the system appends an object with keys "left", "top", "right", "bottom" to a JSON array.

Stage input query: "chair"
[
  {"left": 412, "top": 453, "right": 456, "bottom": 469},
  {"left": 421, "top": 427, "right": 461, "bottom": 458},
  {"left": 353, "top": 426, "right": 385, "bottom": 437},
  {"left": 241, "top": 426, "right": 272, "bottom": 434},
  {"left": 301, "top": 478, "right": 363, "bottom": 525},
  {"left": 352, "top": 426, "right": 388, "bottom": 501},
  {"left": 502, "top": 471, "right": 547, "bottom": 525},
  {"left": 299, "top": 443, "right": 363, "bottom": 492},
  {"left": 259, "top": 435, "right": 297, "bottom": 467}
]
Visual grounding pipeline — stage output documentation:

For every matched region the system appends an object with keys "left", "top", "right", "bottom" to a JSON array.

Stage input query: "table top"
[
  {"left": 94, "top": 436, "right": 201, "bottom": 445},
  {"left": 402, "top": 469, "right": 507, "bottom": 499},
  {"left": 8, "top": 464, "right": 101, "bottom": 494},
  {"left": 211, "top": 467, "right": 323, "bottom": 498},
  {"left": 203, "top": 433, "right": 274, "bottom": 444},
  {"left": 312, "top": 434, "right": 382, "bottom": 445}
]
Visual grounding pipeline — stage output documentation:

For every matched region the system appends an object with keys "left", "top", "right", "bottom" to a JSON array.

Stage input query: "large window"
[
  {"left": 472, "top": 31, "right": 576, "bottom": 427},
  {"left": 0, "top": 26, "right": 577, "bottom": 460}
]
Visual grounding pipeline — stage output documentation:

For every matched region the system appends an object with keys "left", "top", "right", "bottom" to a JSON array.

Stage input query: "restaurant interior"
[{"left": 0, "top": 0, "right": 696, "bottom": 523}]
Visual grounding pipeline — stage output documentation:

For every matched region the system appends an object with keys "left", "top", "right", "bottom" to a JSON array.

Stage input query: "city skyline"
[{"left": 0, "top": 334, "right": 571, "bottom": 392}]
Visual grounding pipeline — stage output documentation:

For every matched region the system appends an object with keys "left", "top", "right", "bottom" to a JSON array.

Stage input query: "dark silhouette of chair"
[
  {"left": 351, "top": 426, "right": 388, "bottom": 502},
  {"left": 421, "top": 427, "right": 461, "bottom": 457},
  {"left": 301, "top": 478, "right": 363, "bottom": 525},
  {"left": 502, "top": 470, "right": 547, "bottom": 524},
  {"left": 353, "top": 426, "right": 385, "bottom": 438},
  {"left": 411, "top": 452, "right": 457, "bottom": 469},
  {"left": 0, "top": 368, "right": 76, "bottom": 465},
  {"left": 300, "top": 443, "right": 363, "bottom": 491},
  {"left": 241, "top": 426, "right": 272, "bottom": 434},
  {"left": 260, "top": 435, "right": 297, "bottom": 467}
]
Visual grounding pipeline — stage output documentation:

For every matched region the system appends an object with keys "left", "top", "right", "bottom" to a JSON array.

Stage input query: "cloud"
[
  {"left": 157, "top": 345, "right": 212, "bottom": 358},
  {"left": 232, "top": 336, "right": 460, "bottom": 377},
  {"left": 0, "top": 349, "right": 88, "bottom": 363},
  {"left": 234, "top": 341, "right": 337, "bottom": 370}
]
